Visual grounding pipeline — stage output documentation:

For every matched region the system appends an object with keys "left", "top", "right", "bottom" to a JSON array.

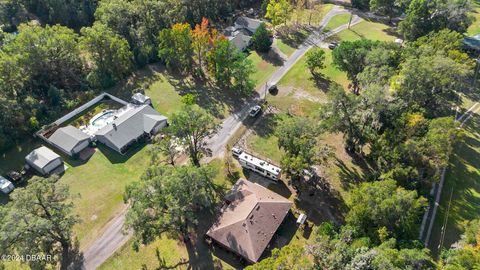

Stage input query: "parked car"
[
  {"left": 0, "top": 176, "right": 14, "bottom": 194},
  {"left": 328, "top": 42, "right": 339, "bottom": 50},
  {"left": 6, "top": 170, "right": 22, "bottom": 183},
  {"left": 268, "top": 84, "right": 278, "bottom": 94},
  {"left": 249, "top": 105, "right": 262, "bottom": 117},
  {"left": 232, "top": 147, "right": 243, "bottom": 157}
]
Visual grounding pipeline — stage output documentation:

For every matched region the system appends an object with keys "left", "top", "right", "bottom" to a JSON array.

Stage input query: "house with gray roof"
[
  {"left": 95, "top": 105, "right": 168, "bottom": 154},
  {"left": 234, "top": 16, "right": 263, "bottom": 35},
  {"left": 25, "top": 146, "right": 63, "bottom": 175},
  {"left": 48, "top": 125, "right": 91, "bottom": 156},
  {"left": 224, "top": 16, "right": 264, "bottom": 51},
  {"left": 229, "top": 32, "right": 253, "bottom": 52}
]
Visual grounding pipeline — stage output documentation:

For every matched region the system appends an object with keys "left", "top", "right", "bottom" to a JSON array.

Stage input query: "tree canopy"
[
  {"left": 124, "top": 164, "right": 218, "bottom": 248},
  {"left": 399, "top": 0, "right": 473, "bottom": 41},
  {"left": 345, "top": 179, "right": 427, "bottom": 243},
  {"left": 0, "top": 176, "right": 80, "bottom": 269},
  {"left": 168, "top": 105, "right": 218, "bottom": 166}
]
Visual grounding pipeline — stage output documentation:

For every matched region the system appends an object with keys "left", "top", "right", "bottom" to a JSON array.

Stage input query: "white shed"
[
  {"left": 0, "top": 176, "right": 14, "bottom": 194},
  {"left": 25, "top": 146, "right": 63, "bottom": 175}
]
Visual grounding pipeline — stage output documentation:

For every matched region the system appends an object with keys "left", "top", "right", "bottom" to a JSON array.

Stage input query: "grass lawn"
[
  {"left": 248, "top": 51, "right": 279, "bottom": 88},
  {"left": 272, "top": 47, "right": 348, "bottom": 114},
  {"left": 143, "top": 73, "right": 183, "bottom": 117},
  {"left": 468, "top": 3, "right": 480, "bottom": 35},
  {"left": 275, "top": 38, "right": 296, "bottom": 57},
  {"left": 428, "top": 116, "right": 480, "bottom": 257},
  {"left": 324, "top": 13, "right": 352, "bottom": 32},
  {"left": 331, "top": 20, "right": 397, "bottom": 42},
  {"left": 98, "top": 237, "right": 189, "bottom": 270},
  {"left": 62, "top": 145, "right": 151, "bottom": 249},
  {"left": 245, "top": 114, "right": 285, "bottom": 164}
]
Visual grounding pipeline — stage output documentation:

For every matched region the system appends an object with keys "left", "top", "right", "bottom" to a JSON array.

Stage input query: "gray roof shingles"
[
  {"left": 49, "top": 125, "right": 90, "bottom": 153},
  {"left": 96, "top": 105, "right": 167, "bottom": 150},
  {"left": 25, "top": 146, "right": 61, "bottom": 169}
]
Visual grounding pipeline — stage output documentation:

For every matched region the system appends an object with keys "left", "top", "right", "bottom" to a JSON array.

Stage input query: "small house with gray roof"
[
  {"left": 224, "top": 16, "right": 264, "bottom": 51},
  {"left": 25, "top": 146, "right": 63, "bottom": 175},
  {"left": 48, "top": 125, "right": 91, "bottom": 156},
  {"left": 234, "top": 16, "right": 263, "bottom": 35},
  {"left": 95, "top": 104, "right": 168, "bottom": 154}
]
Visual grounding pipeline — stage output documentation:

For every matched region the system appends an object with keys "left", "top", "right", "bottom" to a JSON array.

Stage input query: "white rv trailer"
[{"left": 235, "top": 149, "right": 281, "bottom": 181}]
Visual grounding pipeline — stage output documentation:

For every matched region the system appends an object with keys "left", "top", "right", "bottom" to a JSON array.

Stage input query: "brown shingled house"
[{"left": 206, "top": 179, "right": 292, "bottom": 263}]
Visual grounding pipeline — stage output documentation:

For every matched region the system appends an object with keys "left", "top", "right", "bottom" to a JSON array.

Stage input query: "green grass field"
[
  {"left": 429, "top": 116, "right": 480, "bottom": 257},
  {"left": 275, "top": 38, "right": 296, "bottom": 57},
  {"left": 332, "top": 20, "right": 397, "bottom": 42},
  {"left": 324, "top": 13, "right": 352, "bottom": 32},
  {"left": 248, "top": 51, "right": 279, "bottom": 88},
  {"left": 468, "top": 3, "right": 480, "bottom": 35},
  {"left": 64, "top": 145, "right": 151, "bottom": 249}
]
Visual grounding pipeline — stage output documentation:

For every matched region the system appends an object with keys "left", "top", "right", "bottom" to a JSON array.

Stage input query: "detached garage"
[
  {"left": 25, "top": 146, "right": 63, "bottom": 175},
  {"left": 48, "top": 125, "right": 90, "bottom": 156}
]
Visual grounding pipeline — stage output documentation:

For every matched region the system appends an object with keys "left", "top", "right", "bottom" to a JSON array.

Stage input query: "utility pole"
[
  {"left": 348, "top": 13, "right": 353, "bottom": 29},
  {"left": 264, "top": 82, "right": 268, "bottom": 102}
]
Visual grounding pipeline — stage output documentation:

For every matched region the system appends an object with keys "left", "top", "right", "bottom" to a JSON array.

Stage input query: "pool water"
[{"left": 90, "top": 110, "right": 115, "bottom": 128}]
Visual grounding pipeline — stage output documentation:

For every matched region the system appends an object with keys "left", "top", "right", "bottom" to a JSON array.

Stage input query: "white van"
[
  {"left": 0, "top": 176, "right": 14, "bottom": 194},
  {"left": 232, "top": 147, "right": 243, "bottom": 157}
]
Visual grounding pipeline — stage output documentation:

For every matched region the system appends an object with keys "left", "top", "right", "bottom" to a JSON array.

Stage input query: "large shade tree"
[
  {"left": 80, "top": 22, "right": 133, "bottom": 88},
  {"left": 124, "top": 164, "right": 218, "bottom": 248},
  {"left": 168, "top": 105, "right": 218, "bottom": 166},
  {"left": 345, "top": 179, "right": 427, "bottom": 243},
  {"left": 399, "top": 0, "right": 473, "bottom": 41},
  {"left": 0, "top": 176, "right": 80, "bottom": 269}
]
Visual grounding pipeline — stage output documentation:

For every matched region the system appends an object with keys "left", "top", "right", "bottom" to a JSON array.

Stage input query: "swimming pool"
[{"left": 90, "top": 110, "right": 115, "bottom": 128}]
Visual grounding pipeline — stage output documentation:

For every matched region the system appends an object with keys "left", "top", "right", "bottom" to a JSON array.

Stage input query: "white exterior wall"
[
  {"left": 72, "top": 140, "right": 90, "bottom": 154},
  {"left": 152, "top": 120, "right": 168, "bottom": 134},
  {"left": 43, "top": 159, "right": 63, "bottom": 175}
]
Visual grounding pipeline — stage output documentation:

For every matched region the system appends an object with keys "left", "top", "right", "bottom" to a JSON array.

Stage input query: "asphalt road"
[{"left": 81, "top": 7, "right": 362, "bottom": 270}]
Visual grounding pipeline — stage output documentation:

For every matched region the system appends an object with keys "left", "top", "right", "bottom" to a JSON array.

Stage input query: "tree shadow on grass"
[
  {"left": 276, "top": 25, "right": 310, "bottom": 48},
  {"left": 256, "top": 49, "right": 285, "bottom": 67},
  {"left": 310, "top": 74, "right": 333, "bottom": 92},
  {"left": 164, "top": 72, "right": 249, "bottom": 120},
  {"left": 97, "top": 143, "right": 147, "bottom": 164},
  {"left": 335, "top": 158, "right": 364, "bottom": 191},
  {"left": 294, "top": 174, "right": 346, "bottom": 226},
  {"left": 249, "top": 113, "right": 279, "bottom": 138}
]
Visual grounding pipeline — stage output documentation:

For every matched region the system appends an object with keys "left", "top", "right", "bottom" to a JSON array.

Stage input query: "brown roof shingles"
[{"left": 206, "top": 179, "right": 292, "bottom": 263}]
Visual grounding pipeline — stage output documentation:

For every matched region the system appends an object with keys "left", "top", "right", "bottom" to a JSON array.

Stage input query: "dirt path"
[{"left": 82, "top": 7, "right": 362, "bottom": 270}]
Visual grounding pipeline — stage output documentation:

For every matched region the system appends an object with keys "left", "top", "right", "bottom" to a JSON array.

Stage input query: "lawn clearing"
[
  {"left": 331, "top": 20, "right": 397, "bottom": 42},
  {"left": 248, "top": 51, "right": 280, "bottom": 88},
  {"left": 324, "top": 13, "right": 352, "bottom": 32},
  {"left": 468, "top": 3, "right": 480, "bottom": 35},
  {"left": 245, "top": 114, "right": 285, "bottom": 164},
  {"left": 275, "top": 38, "right": 296, "bottom": 57},
  {"left": 62, "top": 144, "right": 151, "bottom": 249},
  {"left": 428, "top": 116, "right": 480, "bottom": 257}
]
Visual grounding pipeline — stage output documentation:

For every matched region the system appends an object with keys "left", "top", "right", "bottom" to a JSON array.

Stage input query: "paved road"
[
  {"left": 206, "top": 8, "right": 362, "bottom": 159},
  {"left": 82, "top": 8, "right": 362, "bottom": 269},
  {"left": 82, "top": 208, "right": 131, "bottom": 270}
]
